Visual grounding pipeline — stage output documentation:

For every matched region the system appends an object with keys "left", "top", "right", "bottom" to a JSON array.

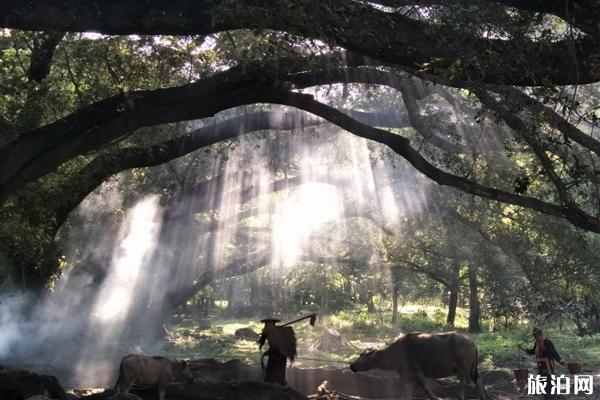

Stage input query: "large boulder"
[
  {"left": 0, "top": 371, "right": 68, "bottom": 400},
  {"left": 79, "top": 382, "right": 306, "bottom": 400},
  {"left": 189, "top": 359, "right": 262, "bottom": 382},
  {"left": 234, "top": 328, "right": 259, "bottom": 341},
  {"left": 107, "top": 393, "right": 144, "bottom": 400},
  {"left": 168, "top": 381, "right": 306, "bottom": 400},
  {"left": 310, "top": 328, "right": 353, "bottom": 353}
]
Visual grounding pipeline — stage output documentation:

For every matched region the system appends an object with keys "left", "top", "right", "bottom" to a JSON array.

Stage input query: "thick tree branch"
[
  {"left": 373, "top": 0, "right": 600, "bottom": 39},
  {"left": 49, "top": 111, "right": 328, "bottom": 226},
  {"left": 0, "top": 67, "right": 285, "bottom": 200},
  {"left": 270, "top": 90, "right": 600, "bottom": 232},
  {"left": 396, "top": 78, "right": 465, "bottom": 153},
  {"left": 52, "top": 110, "right": 396, "bottom": 228},
  {"left": 27, "top": 31, "right": 64, "bottom": 82},
  {"left": 490, "top": 86, "right": 600, "bottom": 158},
  {"left": 292, "top": 67, "right": 467, "bottom": 152},
  {"left": 488, "top": 0, "right": 600, "bottom": 39},
  {"left": 0, "top": 55, "right": 364, "bottom": 201},
  {"left": 475, "top": 88, "right": 574, "bottom": 205},
  {"left": 296, "top": 67, "right": 600, "bottom": 214},
  {"left": 395, "top": 257, "right": 452, "bottom": 287},
  {"left": 1, "top": 1, "right": 598, "bottom": 85},
  {"left": 4, "top": 56, "right": 600, "bottom": 232}
]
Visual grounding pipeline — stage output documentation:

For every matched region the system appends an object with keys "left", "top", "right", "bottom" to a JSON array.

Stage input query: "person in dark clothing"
[
  {"left": 258, "top": 317, "right": 297, "bottom": 386},
  {"left": 518, "top": 327, "right": 565, "bottom": 399}
]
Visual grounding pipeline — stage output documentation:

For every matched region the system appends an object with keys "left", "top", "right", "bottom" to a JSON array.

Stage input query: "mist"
[{"left": 0, "top": 96, "right": 490, "bottom": 388}]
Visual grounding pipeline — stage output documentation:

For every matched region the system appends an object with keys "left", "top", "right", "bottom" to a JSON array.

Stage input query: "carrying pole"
[{"left": 281, "top": 313, "right": 317, "bottom": 327}]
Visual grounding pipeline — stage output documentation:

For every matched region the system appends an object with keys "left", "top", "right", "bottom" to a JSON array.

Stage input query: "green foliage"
[
  {"left": 1, "top": 5, "right": 599, "bottom": 371},
  {"left": 162, "top": 308, "right": 600, "bottom": 372}
]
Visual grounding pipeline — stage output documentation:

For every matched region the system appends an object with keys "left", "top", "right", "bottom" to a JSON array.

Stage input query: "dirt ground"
[
  {"left": 160, "top": 360, "right": 600, "bottom": 400},
  {"left": 3, "top": 360, "right": 598, "bottom": 400}
]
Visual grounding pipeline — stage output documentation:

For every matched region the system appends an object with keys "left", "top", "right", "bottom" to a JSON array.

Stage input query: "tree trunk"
[
  {"left": 226, "top": 280, "right": 235, "bottom": 313},
  {"left": 447, "top": 286, "right": 459, "bottom": 326},
  {"left": 366, "top": 291, "right": 376, "bottom": 313},
  {"left": 446, "top": 262, "right": 460, "bottom": 326},
  {"left": 391, "top": 281, "right": 399, "bottom": 324},
  {"left": 249, "top": 274, "right": 258, "bottom": 308},
  {"left": 468, "top": 264, "right": 482, "bottom": 333}
]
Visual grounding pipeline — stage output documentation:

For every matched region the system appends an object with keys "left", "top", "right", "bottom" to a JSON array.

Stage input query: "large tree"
[{"left": 1, "top": 1, "right": 600, "bottom": 294}]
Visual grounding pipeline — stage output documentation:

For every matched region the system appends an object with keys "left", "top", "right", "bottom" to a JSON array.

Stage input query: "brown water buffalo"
[
  {"left": 349, "top": 332, "right": 488, "bottom": 400},
  {"left": 114, "top": 354, "right": 194, "bottom": 400}
]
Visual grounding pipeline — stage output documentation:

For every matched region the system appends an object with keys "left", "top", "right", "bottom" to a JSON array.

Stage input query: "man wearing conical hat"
[
  {"left": 518, "top": 327, "right": 564, "bottom": 399},
  {"left": 258, "top": 317, "right": 297, "bottom": 385}
]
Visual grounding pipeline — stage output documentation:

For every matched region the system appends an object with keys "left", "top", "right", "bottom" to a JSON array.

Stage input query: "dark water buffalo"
[
  {"left": 114, "top": 354, "right": 194, "bottom": 400},
  {"left": 350, "top": 332, "right": 488, "bottom": 400}
]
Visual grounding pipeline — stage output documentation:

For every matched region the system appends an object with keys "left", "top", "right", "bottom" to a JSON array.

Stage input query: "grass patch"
[{"left": 162, "top": 305, "right": 600, "bottom": 373}]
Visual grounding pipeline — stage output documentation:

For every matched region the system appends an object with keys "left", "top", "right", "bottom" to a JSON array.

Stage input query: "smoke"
[
  {"left": 0, "top": 107, "right": 433, "bottom": 388},
  {"left": 0, "top": 292, "right": 36, "bottom": 359},
  {"left": 0, "top": 195, "right": 163, "bottom": 387}
]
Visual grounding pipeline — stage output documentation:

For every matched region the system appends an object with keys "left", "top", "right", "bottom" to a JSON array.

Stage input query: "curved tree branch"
[
  {"left": 51, "top": 110, "right": 402, "bottom": 227},
  {"left": 1, "top": 1, "right": 598, "bottom": 85},
  {"left": 487, "top": 0, "right": 600, "bottom": 39},
  {"left": 0, "top": 54, "right": 364, "bottom": 200},
  {"left": 291, "top": 67, "right": 467, "bottom": 152},
  {"left": 267, "top": 89, "right": 600, "bottom": 232},
  {"left": 373, "top": 0, "right": 600, "bottom": 39},
  {"left": 490, "top": 86, "right": 600, "bottom": 157},
  {"left": 3, "top": 57, "right": 600, "bottom": 232},
  {"left": 475, "top": 88, "right": 574, "bottom": 205}
]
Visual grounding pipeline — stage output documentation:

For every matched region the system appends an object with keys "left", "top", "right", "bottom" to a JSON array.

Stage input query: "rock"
[
  {"left": 80, "top": 382, "right": 306, "bottom": 400},
  {"left": 196, "top": 318, "right": 212, "bottom": 330},
  {"left": 115, "top": 358, "right": 498, "bottom": 399},
  {"left": 0, "top": 371, "right": 69, "bottom": 400},
  {"left": 310, "top": 328, "right": 353, "bottom": 353},
  {"left": 78, "top": 390, "right": 116, "bottom": 400},
  {"left": 167, "top": 381, "right": 306, "bottom": 400},
  {"left": 189, "top": 358, "right": 220, "bottom": 370},
  {"left": 307, "top": 381, "right": 368, "bottom": 400},
  {"left": 25, "top": 396, "right": 54, "bottom": 400},
  {"left": 79, "top": 389, "right": 150, "bottom": 400},
  {"left": 107, "top": 393, "right": 144, "bottom": 400},
  {"left": 189, "top": 359, "right": 262, "bottom": 382},
  {"left": 234, "top": 328, "right": 259, "bottom": 340}
]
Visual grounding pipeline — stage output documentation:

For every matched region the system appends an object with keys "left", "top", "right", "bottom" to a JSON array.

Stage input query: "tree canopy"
[
  {"left": 1, "top": 5, "right": 600, "bottom": 372},
  {"left": 0, "top": 2, "right": 599, "bottom": 320}
]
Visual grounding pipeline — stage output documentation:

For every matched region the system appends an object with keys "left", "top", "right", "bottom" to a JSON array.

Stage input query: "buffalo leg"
[
  {"left": 158, "top": 386, "right": 166, "bottom": 400},
  {"left": 115, "top": 378, "right": 132, "bottom": 394},
  {"left": 457, "top": 372, "right": 468, "bottom": 400},
  {"left": 475, "top": 377, "right": 488, "bottom": 400},
  {"left": 401, "top": 380, "right": 413, "bottom": 400},
  {"left": 413, "top": 375, "right": 438, "bottom": 400}
]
